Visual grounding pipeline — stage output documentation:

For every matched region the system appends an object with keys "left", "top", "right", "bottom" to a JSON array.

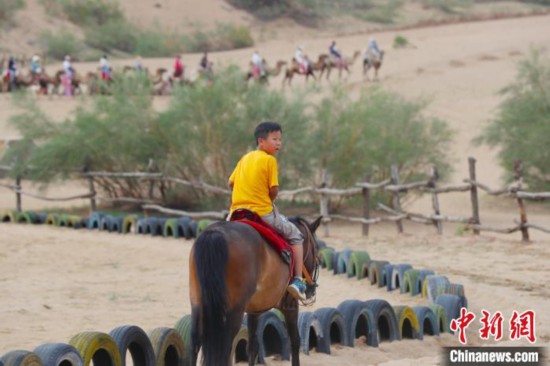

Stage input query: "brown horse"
[{"left": 189, "top": 216, "right": 321, "bottom": 366}]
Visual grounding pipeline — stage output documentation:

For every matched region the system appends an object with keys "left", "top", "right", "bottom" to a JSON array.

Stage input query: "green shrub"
[
  {"left": 57, "top": 0, "right": 123, "bottom": 26},
  {"left": 39, "top": 29, "right": 83, "bottom": 60},
  {"left": 420, "top": 0, "right": 473, "bottom": 13},
  {"left": 85, "top": 19, "right": 137, "bottom": 53},
  {"left": 474, "top": 49, "right": 550, "bottom": 192},
  {"left": 0, "top": 0, "right": 25, "bottom": 26},
  {"left": 393, "top": 35, "right": 409, "bottom": 48},
  {"left": 183, "top": 23, "right": 254, "bottom": 52},
  {"left": 357, "top": 0, "right": 402, "bottom": 24},
  {"left": 135, "top": 28, "right": 186, "bottom": 57}
]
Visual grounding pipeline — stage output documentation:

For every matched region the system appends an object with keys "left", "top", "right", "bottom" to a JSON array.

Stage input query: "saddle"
[{"left": 229, "top": 209, "right": 294, "bottom": 271}]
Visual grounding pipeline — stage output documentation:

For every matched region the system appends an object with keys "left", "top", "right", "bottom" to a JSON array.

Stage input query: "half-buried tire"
[
  {"left": 392, "top": 305, "right": 420, "bottom": 340},
  {"left": 231, "top": 325, "right": 249, "bottom": 364},
  {"left": 403, "top": 269, "right": 421, "bottom": 296},
  {"left": 109, "top": 325, "right": 155, "bottom": 366},
  {"left": 363, "top": 299, "right": 399, "bottom": 345},
  {"left": 435, "top": 294, "right": 467, "bottom": 324},
  {"left": 415, "top": 270, "right": 435, "bottom": 296},
  {"left": 176, "top": 218, "right": 192, "bottom": 239},
  {"left": 424, "top": 275, "right": 450, "bottom": 303},
  {"left": 391, "top": 264, "right": 413, "bottom": 293},
  {"left": 412, "top": 306, "right": 440, "bottom": 339},
  {"left": 146, "top": 218, "right": 166, "bottom": 237},
  {"left": 297, "top": 312, "right": 322, "bottom": 355},
  {"left": 33, "top": 343, "right": 83, "bottom": 366},
  {"left": 256, "top": 311, "right": 291, "bottom": 363},
  {"left": 429, "top": 304, "right": 450, "bottom": 334},
  {"left": 313, "top": 307, "right": 347, "bottom": 354},
  {"left": 368, "top": 260, "right": 389, "bottom": 287},
  {"left": 0, "top": 350, "right": 43, "bottom": 366},
  {"left": 173, "top": 315, "right": 192, "bottom": 366},
  {"left": 336, "top": 300, "right": 376, "bottom": 347},
  {"left": 163, "top": 219, "right": 179, "bottom": 238},
  {"left": 69, "top": 331, "right": 122, "bottom": 366},
  {"left": 318, "top": 248, "right": 335, "bottom": 270},
  {"left": 346, "top": 251, "right": 371, "bottom": 279},
  {"left": 1, "top": 209, "right": 15, "bottom": 223},
  {"left": 86, "top": 212, "right": 105, "bottom": 230},
  {"left": 148, "top": 328, "right": 185, "bottom": 366},
  {"left": 335, "top": 249, "right": 353, "bottom": 275}
]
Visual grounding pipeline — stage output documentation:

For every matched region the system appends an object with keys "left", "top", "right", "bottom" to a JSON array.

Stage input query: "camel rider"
[
  {"left": 8, "top": 56, "right": 17, "bottom": 91},
  {"left": 30, "top": 55, "right": 42, "bottom": 75},
  {"left": 367, "top": 37, "right": 382, "bottom": 58},
  {"left": 100, "top": 54, "right": 111, "bottom": 81},
  {"left": 251, "top": 50, "right": 265, "bottom": 79},
  {"left": 173, "top": 55, "right": 184, "bottom": 79},
  {"left": 294, "top": 46, "right": 308, "bottom": 74},
  {"left": 63, "top": 55, "right": 74, "bottom": 96},
  {"left": 329, "top": 41, "right": 343, "bottom": 66},
  {"left": 134, "top": 56, "right": 143, "bottom": 72}
]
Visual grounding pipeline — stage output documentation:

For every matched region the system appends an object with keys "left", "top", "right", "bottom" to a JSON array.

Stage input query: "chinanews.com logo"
[{"left": 443, "top": 308, "right": 546, "bottom": 366}]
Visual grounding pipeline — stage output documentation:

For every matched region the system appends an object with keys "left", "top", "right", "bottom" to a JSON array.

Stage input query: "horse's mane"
[{"left": 289, "top": 216, "right": 319, "bottom": 248}]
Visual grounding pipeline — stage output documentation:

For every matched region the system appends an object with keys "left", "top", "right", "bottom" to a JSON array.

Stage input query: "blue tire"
[
  {"left": 297, "top": 312, "right": 323, "bottom": 355},
  {"left": 391, "top": 264, "right": 413, "bottom": 293},
  {"left": 336, "top": 299, "right": 376, "bottom": 347},
  {"left": 363, "top": 299, "right": 399, "bottom": 345},
  {"left": 86, "top": 212, "right": 105, "bottom": 230},
  {"left": 313, "top": 307, "right": 347, "bottom": 354},
  {"left": 256, "top": 311, "right": 291, "bottom": 363},
  {"left": 412, "top": 306, "right": 440, "bottom": 339},
  {"left": 335, "top": 249, "right": 353, "bottom": 275}
]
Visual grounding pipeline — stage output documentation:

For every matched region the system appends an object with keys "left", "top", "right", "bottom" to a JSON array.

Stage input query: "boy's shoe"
[{"left": 287, "top": 277, "right": 307, "bottom": 301}]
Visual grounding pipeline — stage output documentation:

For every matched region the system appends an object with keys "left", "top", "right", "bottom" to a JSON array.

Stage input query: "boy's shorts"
[{"left": 262, "top": 206, "right": 304, "bottom": 245}]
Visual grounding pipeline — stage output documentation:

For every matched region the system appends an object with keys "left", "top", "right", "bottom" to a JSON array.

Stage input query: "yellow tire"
[
  {"left": 1, "top": 209, "right": 15, "bottom": 223},
  {"left": 69, "top": 331, "right": 122, "bottom": 366},
  {"left": 392, "top": 305, "right": 420, "bottom": 340}
]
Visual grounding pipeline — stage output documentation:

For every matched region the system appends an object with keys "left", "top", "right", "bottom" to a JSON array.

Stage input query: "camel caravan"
[{"left": 0, "top": 39, "right": 384, "bottom": 96}]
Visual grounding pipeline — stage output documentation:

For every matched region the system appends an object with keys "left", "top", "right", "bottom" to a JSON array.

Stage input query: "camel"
[
  {"left": 282, "top": 56, "right": 325, "bottom": 87},
  {"left": 319, "top": 50, "right": 361, "bottom": 80},
  {"left": 246, "top": 60, "right": 287, "bottom": 84},
  {"left": 363, "top": 49, "right": 385, "bottom": 81},
  {"left": 54, "top": 69, "right": 83, "bottom": 95}
]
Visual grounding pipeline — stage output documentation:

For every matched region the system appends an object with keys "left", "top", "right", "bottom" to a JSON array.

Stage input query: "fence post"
[
  {"left": 514, "top": 160, "right": 529, "bottom": 242},
  {"left": 362, "top": 175, "right": 371, "bottom": 237},
  {"left": 390, "top": 165, "right": 403, "bottom": 233},
  {"left": 15, "top": 175, "right": 22, "bottom": 212},
  {"left": 87, "top": 175, "right": 97, "bottom": 212},
  {"left": 147, "top": 159, "right": 156, "bottom": 201},
  {"left": 429, "top": 166, "right": 443, "bottom": 235},
  {"left": 468, "top": 157, "right": 481, "bottom": 235},
  {"left": 320, "top": 169, "right": 330, "bottom": 237}
]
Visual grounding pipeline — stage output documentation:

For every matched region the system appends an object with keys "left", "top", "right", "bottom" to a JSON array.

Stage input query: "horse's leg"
[
  {"left": 247, "top": 313, "right": 260, "bottom": 366},
  {"left": 190, "top": 305, "right": 201, "bottom": 366},
  {"left": 283, "top": 307, "right": 300, "bottom": 366}
]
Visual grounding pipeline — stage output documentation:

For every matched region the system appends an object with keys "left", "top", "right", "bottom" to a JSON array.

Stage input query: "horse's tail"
[{"left": 194, "top": 229, "right": 229, "bottom": 365}]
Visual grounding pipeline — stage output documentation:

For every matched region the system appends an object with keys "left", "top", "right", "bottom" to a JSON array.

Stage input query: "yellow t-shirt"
[{"left": 229, "top": 150, "right": 279, "bottom": 216}]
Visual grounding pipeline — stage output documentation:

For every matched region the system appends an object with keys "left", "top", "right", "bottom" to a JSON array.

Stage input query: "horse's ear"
[{"left": 309, "top": 216, "right": 323, "bottom": 234}]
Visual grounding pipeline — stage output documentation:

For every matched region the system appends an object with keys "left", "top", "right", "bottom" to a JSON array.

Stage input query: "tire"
[
  {"left": 384, "top": 264, "right": 397, "bottom": 291},
  {"left": 435, "top": 294, "right": 467, "bottom": 326},
  {"left": 188, "top": 221, "right": 198, "bottom": 238},
  {"left": 231, "top": 325, "right": 249, "bottom": 364},
  {"left": 176, "top": 218, "right": 192, "bottom": 239},
  {"left": 163, "top": 219, "right": 179, "bottom": 238},
  {"left": 148, "top": 328, "right": 185, "bottom": 366},
  {"left": 363, "top": 299, "right": 399, "bottom": 345},
  {"left": 122, "top": 215, "right": 139, "bottom": 234},
  {"left": 173, "top": 315, "right": 192, "bottom": 366},
  {"left": 429, "top": 304, "right": 450, "bottom": 334},
  {"left": 335, "top": 249, "right": 353, "bottom": 275},
  {"left": 146, "top": 218, "right": 166, "bottom": 237},
  {"left": 196, "top": 220, "right": 213, "bottom": 236},
  {"left": 330, "top": 251, "right": 341, "bottom": 275},
  {"left": 256, "top": 311, "right": 291, "bottom": 363},
  {"left": 67, "top": 216, "right": 85, "bottom": 229},
  {"left": 391, "top": 264, "right": 413, "bottom": 293},
  {"left": 424, "top": 275, "right": 450, "bottom": 303},
  {"left": 346, "top": 251, "right": 371, "bottom": 279},
  {"left": 1, "top": 209, "right": 15, "bottom": 223},
  {"left": 392, "top": 305, "right": 420, "bottom": 340},
  {"left": 336, "top": 300, "right": 376, "bottom": 347},
  {"left": 45, "top": 214, "right": 59, "bottom": 226},
  {"left": 34, "top": 343, "right": 84, "bottom": 366},
  {"left": 86, "top": 212, "right": 105, "bottom": 230},
  {"left": 313, "top": 307, "right": 347, "bottom": 354},
  {"left": 318, "top": 248, "right": 335, "bottom": 270},
  {"left": 403, "top": 269, "right": 421, "bottom": 296},
  {"left": 136, "top": 219, "right": 147, "bottom": 235},
  {"left": 412, "top": 306, "right": 440, "bottom": 339},
  {"left": 297, "top": 312, "right": 323, "bottom": 355},
  {"left": 69, "top": 331, "right": 122, "bottom": 366},
  {"left": 415, "top": 270, "right": 435, "bottom": 296},
  {"left": 109, "top": 325, "right": 155, "bottom": 366},
  {"left": 0, "top": 350, "right": 42, "bottom": 366},
  {"left": 15, "top": 211, "right": 37, "bottom": 224},
  {"left": 443, "top": 283, "right": 465, "bottom": 298},
  {"left": 35, "top": 213, "right": 48, "bottom": 224},
  {"left": 368, "top": 260, "right": 389, "bottom": 287},
  {"left": 100, "top": 216, "right": 115, "bottom": 231}
]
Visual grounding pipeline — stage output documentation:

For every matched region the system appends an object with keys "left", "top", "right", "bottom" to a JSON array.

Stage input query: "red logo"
[
  {"left": 509, "top": 310, "right": 536, "bottom": 343},
  {"left": 450, "top": 308, "right": 476, "bottom": 344}
]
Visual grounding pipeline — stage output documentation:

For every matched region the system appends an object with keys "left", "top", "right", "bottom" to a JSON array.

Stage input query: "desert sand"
[{"left": 1, "top": 8, "right": 550, "bottom": 366}]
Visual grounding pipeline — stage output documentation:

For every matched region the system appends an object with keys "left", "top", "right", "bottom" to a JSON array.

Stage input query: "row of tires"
[
  {"left": 0, "top": 297, "right": 447, "bottom": 366},
  {"left": 318, "top": 247, "right": 468, "bottom": 328},
  {"left": 0, "top": 210, "right": 216, "bottom": 239}
]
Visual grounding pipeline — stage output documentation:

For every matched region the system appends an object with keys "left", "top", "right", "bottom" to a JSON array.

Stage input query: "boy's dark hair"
[{"left": 254, "top": 121, "right": 282, "bottom": 145}]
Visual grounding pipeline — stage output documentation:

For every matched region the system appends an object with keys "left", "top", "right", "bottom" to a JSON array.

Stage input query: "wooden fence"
[{"left": 1, "top": 157, "right": 549, "bottom": 242}]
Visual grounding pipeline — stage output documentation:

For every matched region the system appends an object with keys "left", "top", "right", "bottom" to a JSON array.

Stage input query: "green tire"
[
  {"left": 1, "top": 209, "right": 16, "bottom": 223},
  {"left": 163, "top": 218, "right": 179, "bottom": 238},
  {"left": 45, "top": 213, "right": 59, "bottom": 226},
  {"left": 319, "top": 248, "right": 335, "bottom": 270},
  {"left": 173, "top": 315, "right": 192, "bottom": 366},
  {"left": 393, "top": 305, "right": 420, "bottom": 340},
  {"left": 347, "top": 251, "right": 371, "bottom": 279},
  {"left": 403, "top": 269, "right": 421, "bottom": 296},
  {"left": 122, "top": 215, "right": 139, "bottom": 234}
]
